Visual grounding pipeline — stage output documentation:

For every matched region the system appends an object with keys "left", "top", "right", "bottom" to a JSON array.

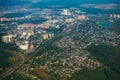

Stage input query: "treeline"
[
  {"left": 0, "top": 42, "right": 19, "bottom": 51},
  {"left": 87, "top": 44, "right": 120, "bottom": 74}
]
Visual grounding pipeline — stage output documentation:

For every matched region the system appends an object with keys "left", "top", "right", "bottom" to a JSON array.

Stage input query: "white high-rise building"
[
  {"left": 2, "top": 35, "right": 12, "bottom": 43},
  {"left": 61, "top": 9, "right": 71, "bottom": 15}
]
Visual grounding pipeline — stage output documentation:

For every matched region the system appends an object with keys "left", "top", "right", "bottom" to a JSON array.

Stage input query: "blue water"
[{"left": 98, "top": 22, "right": 110, "bottom": 28}]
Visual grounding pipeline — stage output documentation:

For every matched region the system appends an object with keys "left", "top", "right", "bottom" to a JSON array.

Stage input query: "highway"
[
  {"left": 0, "top": 51, "right": 25, "bottom": 80},
  {"left": 0, "top": 34, "right": 62, "bottom": 80},
  {"left": 0, "top": 24, "right": 70, "bottom": 80}
]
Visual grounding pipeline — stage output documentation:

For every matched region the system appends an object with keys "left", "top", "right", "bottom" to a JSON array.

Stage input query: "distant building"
[
  {"left": 19, "top": 44, "right": 28, "bottom": 50},
  {"left": 65, "top": 18, "right": 75, "bottom": 23},
  {"left": 49, "top": 33, "right": 54, "bottom": 38},
  {"left": 61, "top": 9, "right": 71, "bottom": 15},
  {"left": 0, "top": 18, "right": 8, "bottom": 21},
  {"left": 110, "top": 14, "right": 120, "bottom": 18},
  {"left": 77, "top": 15, "right": 86, "bottom": 20},
  {"left": 18, "top": 23, "right": 37, "bottom": 28},
  {"left": 42, "top": 33, "right": 49, "bottom": 40},
  {"left": 29, "top": 44, "right": 34, "bottom": 50},
  {"left": 40, "top": 22, "right": 51, "bottom": 29},
  {"left": 2, "top": 35, "right": 12, "bottom": 43},
  {"left": 17, "top": 41, "right": 29, "bottom": 50}
]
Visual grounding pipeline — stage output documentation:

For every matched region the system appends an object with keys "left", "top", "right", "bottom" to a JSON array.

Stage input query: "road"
[
  {"left": 0, "top": 34, "right": 62, "bottom": 80},
  {"left": 0, "top": 51, "right": 25, "bottom": 80},
  {"left": 63, "top": 21, "right": 77, "bottom": 33},
  {"left": 0, "top": 26, "right": 67, "bottom": 80}
]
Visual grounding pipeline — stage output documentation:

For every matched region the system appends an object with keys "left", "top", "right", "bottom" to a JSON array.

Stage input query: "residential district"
[{"left": 0, "top": 7, "right": 120, "bottom": 79}]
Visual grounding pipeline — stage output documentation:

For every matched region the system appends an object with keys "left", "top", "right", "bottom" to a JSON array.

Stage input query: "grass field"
[
  {"left": 29, "top": 67, "right": 54, "bottom": 80},
  {"left": 69, "top": 68, "right": 120, "bottom": 80}
]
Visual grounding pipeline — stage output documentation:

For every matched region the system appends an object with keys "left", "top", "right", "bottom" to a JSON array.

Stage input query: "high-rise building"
[
  {"left": 61, "top": 9, "right": 71, "bottom": 15},
  {"left": 19, "top": 44, "right": 28, "bottom": 50},
  {"left": 2, "top": 35, "right": 12, "bottom": 43}
]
